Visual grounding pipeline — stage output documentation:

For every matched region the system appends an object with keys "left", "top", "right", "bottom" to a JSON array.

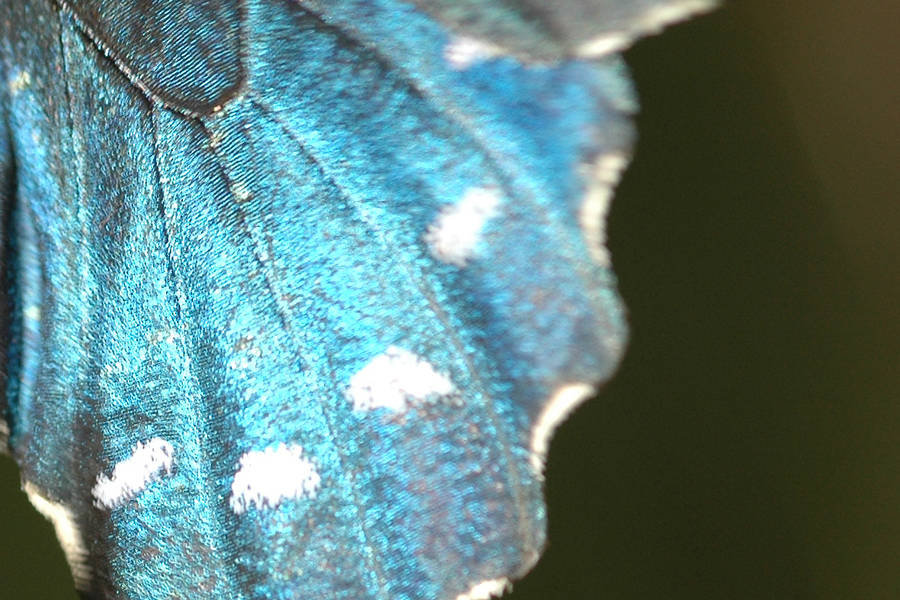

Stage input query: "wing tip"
[{"left": 577, "top": 0, "right": 721, "bottom": 59}]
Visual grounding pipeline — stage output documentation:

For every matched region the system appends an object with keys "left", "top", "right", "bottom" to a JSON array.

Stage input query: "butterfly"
[{"left": 0, "top": 1, "right": 716, "bottom": 598}]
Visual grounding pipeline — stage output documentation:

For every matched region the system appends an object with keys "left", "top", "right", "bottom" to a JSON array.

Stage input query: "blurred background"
[{"left": 1, "top": 1, "right": 898, "bottom": 598}]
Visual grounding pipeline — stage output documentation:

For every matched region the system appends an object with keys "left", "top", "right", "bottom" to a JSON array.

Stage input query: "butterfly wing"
[
  {"left": 0, "top": 1, "right": 714, "bottom": 598},
  {"left": 391, "top": 0, "right": 718, "bottom": 59}
]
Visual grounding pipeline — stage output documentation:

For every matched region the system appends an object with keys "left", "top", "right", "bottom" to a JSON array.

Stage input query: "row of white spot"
[
  {"left": 32, "top": 345, "right": 589, "bottom": 599},
  {"left": 91, "top": 346, "right": 458, "bottom": 513},
  {"left": 89, "top": 344, "right": 587, "bottom": 512},
  {"left": 90, "top": 436, "right": 322, "bottom": 514}
]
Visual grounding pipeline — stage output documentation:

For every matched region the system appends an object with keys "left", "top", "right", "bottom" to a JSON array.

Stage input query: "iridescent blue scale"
[{"left": 0, "top": 1, "right": 715, "bottom": 598}]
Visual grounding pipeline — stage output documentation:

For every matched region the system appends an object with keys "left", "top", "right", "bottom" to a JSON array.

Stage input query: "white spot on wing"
[
  {"left": 577, "top": 0, "right": 718, "bottom": 57},
  {"left": 229, "top": 443, "right": 320, "bottom": 514},
  {"left": 24, "top": 482, "right": 91, "bottom": 590},
  {"left": 425, "top": 187, "right": 501, "bottom": 266},
  {"left": 457, "top": 578, "right": 511, "bottom": 600},
  {"left": 579, "top": 152, "right": 629, "bottom": 266},
  {"left": 530, "top": 384, "right": 595, "bottom": 474},
  {"left": 92, "top": 437, "right": 175, "bottom": 510},
  {"left": 8, "top": 70, "right": 31, "bottom": 95},
  {"left": 23, "top": 304, "right": 41, "bottom": 322},
  {"left": 444, "top": 36, "right": 505, "bottom": 69},
  {"left": 346, "top": 346, "right": 457, "bottom": 412}
]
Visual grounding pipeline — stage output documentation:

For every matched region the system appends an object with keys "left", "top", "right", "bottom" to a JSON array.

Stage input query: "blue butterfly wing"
[{"left": 0, "top": 1, "right": 715, "bottom": 598}]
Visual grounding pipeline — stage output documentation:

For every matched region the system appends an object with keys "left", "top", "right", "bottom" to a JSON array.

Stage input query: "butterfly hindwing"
[{"left": 0, "top": 0, "right": 715, "bottom": 598}]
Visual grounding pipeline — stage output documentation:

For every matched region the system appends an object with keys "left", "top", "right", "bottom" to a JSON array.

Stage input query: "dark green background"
[{"left": 2, "top": 2, "right": 898, "bottom": 598}]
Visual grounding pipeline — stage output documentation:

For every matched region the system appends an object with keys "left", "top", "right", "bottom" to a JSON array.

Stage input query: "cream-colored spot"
[
  {"left": 346, "top": 346, "right": 457, "bottom": 412},
  {"left": 456, "top": 578, "right": 511, "bottom": 600},
  {"left": 9, "top": 70, "right": 31, "bottom": 95},
  {"left": 24, "top": 482, "right": 91, "bottom": 590},
  {"left": 92, "top": 438, "right": 175, "bottom": 509},
  {"left": 23, "top": 304, "right": 41, "bottom": 322},
  {"left": 233, "top": 182, "right": 252, "bottom": 203},
  {"left": 444, "top": 36, "right": 505, "bottom": 69},
  {"left": 530, "top": 384, "right": 595, "bottom": 474},
  {"left": 425, "top": 187, "right": 501, "bottom": 267},
  {"left": 579, "top": 152, "right": 629, "bottom": 266},
  {"left": 230, "top": 443, "right": 320, "bottom": 514}
]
